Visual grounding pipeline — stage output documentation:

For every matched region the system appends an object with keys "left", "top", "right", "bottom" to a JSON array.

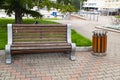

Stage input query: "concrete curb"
[
  {"left": 71, "top": 14, "right": 86, "bottom": 20},
  {"left": 95, "top": 26, "right": 120, "bottom": 33},
  {"left": 76, "top": 46, "right": 92, "bottom": 52},
  {"left": 0, "top": 46, "right": 92, "bottom": 55}
]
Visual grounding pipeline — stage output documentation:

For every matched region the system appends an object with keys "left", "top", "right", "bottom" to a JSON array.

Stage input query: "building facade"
[
  {"left": 83, "top": 0, "right": 120, "bottom": 10},
  {"left": 83, "top": 0, "right": 104, "bottom": 10}
]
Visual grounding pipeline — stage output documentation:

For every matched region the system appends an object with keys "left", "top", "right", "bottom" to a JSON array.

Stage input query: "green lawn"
[
  {"left": 0, "top": 18, "right": 92, "bottom": 50},
  {"left": 72, "top": 30, "right": 92, "bottom": 46},
  {"left": 115, "top": 16, "right": 120, "bottom": 18}
]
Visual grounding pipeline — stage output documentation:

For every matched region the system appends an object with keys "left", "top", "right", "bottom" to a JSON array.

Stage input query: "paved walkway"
[
  {"left": 54, "top": 15, "right": 120, "bottom": 57},
  {"left": 54, "top": 15, "right": 112, "bottom": 40},
  {"left": 0, "top": 16, "right": 120, "bottom": 80}
]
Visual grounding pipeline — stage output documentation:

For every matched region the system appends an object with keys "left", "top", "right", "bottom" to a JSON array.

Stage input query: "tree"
[
  {"left": 55, "top": 0, "right": 86, "bottom": 19},
  {"left": 71, "top": 0, "right": 87, "bottom": 11},
  {"left": 0, "top": 0, "right": 51, "bottom": 24},
  {"left": 55, "top": 0, "right": 76, "bottom": 19},
  {"left": 0, "top": 0, "right": 4, "bottom": 9},
  {"left": 72, "top": 0, "right": 80, "bottom": 11},
  {"left": 56, "top": 0, "right": 76, "bottom": 13},
  {"left": 0, "top": 0, "right": 77, "bottom": 23},
  {"left": 56, "top": 0, "right": 87, "bottom": 12}
]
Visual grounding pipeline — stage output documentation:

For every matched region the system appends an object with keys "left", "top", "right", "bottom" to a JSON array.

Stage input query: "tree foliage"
[
  {"left": 57, "top": 0, "right": 72, "bottom": 5},
  {"left": 0, "top": 0, "right": 60, "bottom": 17},
  {"left": 72, "top": 0, "right": 80, "bottom": 11},
  {"left": 71, "top": 0, "right": 87, "bottom": 11},
  {"left": 0, "top": 0, "right": 44, "bottom": 23},
  {"left": 56, "top": 0, "right": 86, "bottom": 12},
  {"left": 56, "top": 0, "right": 76, "bottom": 13}
]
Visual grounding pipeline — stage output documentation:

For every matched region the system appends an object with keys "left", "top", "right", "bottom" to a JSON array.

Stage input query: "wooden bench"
[{"left": 5, "top": 24, "right": 76, "bottom": 64}]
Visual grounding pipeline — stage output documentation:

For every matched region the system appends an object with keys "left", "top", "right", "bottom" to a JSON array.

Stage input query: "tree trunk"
[{"left": 15, "top": 2, "right": 22, "bottom": 24}]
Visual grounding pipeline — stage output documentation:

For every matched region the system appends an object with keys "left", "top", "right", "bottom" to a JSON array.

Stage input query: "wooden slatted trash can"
[{"left": 92, "top": 30, "right": 107, "bottom": 56}]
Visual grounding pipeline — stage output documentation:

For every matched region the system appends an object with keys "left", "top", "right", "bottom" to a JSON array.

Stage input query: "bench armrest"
[
  {"left": 7, "top": 24, "right": 13, "bottom": 45},
  {"left": 67, "top": 24, "right": 72, "bottom": 43},
  {"left": 5, "top": 24, "right": 13, "bottom": 64}
]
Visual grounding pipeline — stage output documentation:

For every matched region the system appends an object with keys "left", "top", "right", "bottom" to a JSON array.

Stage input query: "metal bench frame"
[{"left": 5, "top": 24, "right": 76, "bottom": 64}]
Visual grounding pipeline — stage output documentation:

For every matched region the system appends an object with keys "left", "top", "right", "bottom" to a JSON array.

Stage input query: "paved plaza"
[{"left": 0, "top": 15, "right": 120, "bottom": 80}]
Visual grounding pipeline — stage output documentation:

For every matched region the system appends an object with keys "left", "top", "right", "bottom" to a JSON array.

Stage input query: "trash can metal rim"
[{"left": 91, "top": 52, "right": 107, "bottom": 57}]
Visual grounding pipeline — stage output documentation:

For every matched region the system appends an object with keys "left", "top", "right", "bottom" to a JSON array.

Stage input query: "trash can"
[{"left": 92, "top": 30, "right": 107, "bottom": 56}]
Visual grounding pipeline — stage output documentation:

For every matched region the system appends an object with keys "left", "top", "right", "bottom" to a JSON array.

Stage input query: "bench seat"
[{"left": 11, "top": 42, "right": 71, "bottom": 53}]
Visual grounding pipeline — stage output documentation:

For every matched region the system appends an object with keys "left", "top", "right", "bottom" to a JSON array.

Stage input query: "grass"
[
  {"left": 115, "top": 16, "right": 120, "bottom": 18},
  {"left": 0, "top": 18, "right": 92, "bottom": 50},
  {"left": 71, "top": 30, "right": 92, "bottom": 46}
]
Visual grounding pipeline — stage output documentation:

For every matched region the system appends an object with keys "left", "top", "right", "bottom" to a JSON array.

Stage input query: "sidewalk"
[
  {"left": 54, "top": 15, "right": 112, "bottom": 40},
  {"left": 0, "top": 16, "right": 120, "bottom": 80}
]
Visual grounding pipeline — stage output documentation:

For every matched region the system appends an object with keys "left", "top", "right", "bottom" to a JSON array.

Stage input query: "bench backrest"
[{"left": 7, "top": 24, "right": 71, "bottom": 44}]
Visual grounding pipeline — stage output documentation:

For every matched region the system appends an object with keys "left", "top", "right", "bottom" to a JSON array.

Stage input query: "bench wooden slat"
[
  {"left": 11, "top": 49, "right": 71, "bottom": 54},
  {"left": 13, "top": 33, "right": 67, "bottom": 37},
  {"left": 13, "top": 27, "right": 67, "bottom": 32},
  {"left": 13, "top": 42, "right": 68, "bottom": 44},
  {"left": 12, "top": 43, "right": 71, "bottom": 46},
  {"left": 11, "top": 46, "right": 71, "bottom": 50},
  {"left": 13, "top": 37, "right": 66, "bottom": 40},
  {"left": 13, "top": 27, "right": 67, "bottom": 28},
  {"left": 13, "top": 35, "right": 66, "bottom": 38},
  {"left": 13, "top": 24, "right": 67, "bottom": 27},
  {"left": 13, "top": 38, "right": 66, "bottom": 42},
  {"left": 13, "top": 29, "right": 67, "bottom": 33},
  {"left": 13, "top": 41, "right": 67, "bottom": 43}
]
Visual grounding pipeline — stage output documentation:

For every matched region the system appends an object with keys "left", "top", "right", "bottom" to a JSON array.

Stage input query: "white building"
[
  {"left": 83, "top": 0, "right": 104, "bottom": 10},
  {"left": 83, "top": 0, "right": 120, "bottom": 11},
  {"left": 103, "top": 0, "right": 120, "bottom": 9}
]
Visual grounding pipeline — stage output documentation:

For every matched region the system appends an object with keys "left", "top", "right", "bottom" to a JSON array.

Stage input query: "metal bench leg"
[
  {"left": 70, "top": 43, "right": 76, "bottom": 61},
  {"left": 5, "top": 45, "right": 12, "bottom": 64}
]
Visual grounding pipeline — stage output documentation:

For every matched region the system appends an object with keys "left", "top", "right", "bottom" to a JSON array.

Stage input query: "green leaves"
[
  {"left": 59, "top": 5, "right": 76, "bottom": 13},
  {"left": 39, "top": 0, "right": 56, "bottom": 10},
  {"left": 56, "top": 0, "right": 76, "bottom": 13},
  {"left": 57, "top": 0, "right": 72, "bottom": 5},
  {"left": 22, "top": 8, "right": 43, "bottom": 18}
]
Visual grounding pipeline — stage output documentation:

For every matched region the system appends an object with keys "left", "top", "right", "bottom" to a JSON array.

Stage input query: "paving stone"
[
  {"left": 112, "top": 76, "right": 120, "bottom": 80},
  {"left": 96, "top": 75, "right": 104, "bottom": 79},
  {"left": 113, "top": 72, "right": 120, "bottom": 76},
  {"left": 25, "top": 74, "right": 36, "bottom": 78},
  {"left": 96, "top": 79, "right": 104, "bottom": 80},
  {"left": 103, "top": 77, "right": 114, "bottom": 80},
  {"left": 1, "top": 16, "right": 120, "bottom": 80},
  {"left": 30, "top": 78, "right": 41, "bottom": 80},
  {"left": 0, "top": 77, "right": 5, "bottom": 80}
]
